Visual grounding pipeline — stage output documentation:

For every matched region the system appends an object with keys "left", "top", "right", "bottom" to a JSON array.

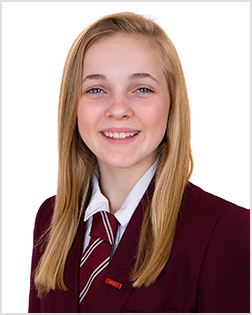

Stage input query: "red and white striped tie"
[{"left": 79, "top": 211, "right": 118, "bottom": 312}]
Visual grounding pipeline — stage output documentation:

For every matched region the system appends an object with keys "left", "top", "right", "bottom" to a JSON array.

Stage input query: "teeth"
[{"left": 103, "top": 131, "right": 138, "bottom": 139}]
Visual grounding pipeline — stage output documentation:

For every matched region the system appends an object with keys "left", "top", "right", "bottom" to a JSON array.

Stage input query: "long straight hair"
[{"left": 34, "top": 11, "right": 193, "bottom": 296}]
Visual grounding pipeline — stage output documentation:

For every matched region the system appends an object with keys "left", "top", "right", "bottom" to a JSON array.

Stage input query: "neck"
[{"left": 97, "top": 160, "right": 155, "bottom": 214}]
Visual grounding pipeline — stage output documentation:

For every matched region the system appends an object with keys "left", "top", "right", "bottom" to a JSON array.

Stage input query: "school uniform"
[{"left": 28, "top": 167, "right": 250, "bottom": 312}]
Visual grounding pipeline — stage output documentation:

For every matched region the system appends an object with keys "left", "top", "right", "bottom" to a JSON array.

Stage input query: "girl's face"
[{"left": 78, "top": 34, "right": 170, "bottom": 173}]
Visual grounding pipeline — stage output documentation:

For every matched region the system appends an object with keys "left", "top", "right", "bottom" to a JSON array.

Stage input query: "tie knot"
[{"left": 91, "top": 211, "right": 118, "bottom": 245}]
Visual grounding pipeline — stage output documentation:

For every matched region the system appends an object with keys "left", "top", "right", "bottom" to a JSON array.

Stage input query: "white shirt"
[{"left": 83, "top": 160, "right": 158, "bottom": 256}]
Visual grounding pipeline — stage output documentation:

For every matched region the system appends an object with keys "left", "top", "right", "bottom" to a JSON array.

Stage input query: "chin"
[{"left": 100, "top": 156, "right": 138, "bottom": 170}]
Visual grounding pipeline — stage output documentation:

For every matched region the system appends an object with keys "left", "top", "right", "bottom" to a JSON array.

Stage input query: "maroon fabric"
[
  {"left": 79, "top": 211, "right": 118, "bottom": 312},
  {"left": 28, "top": 182, "right": 250, "bottom": 313}
]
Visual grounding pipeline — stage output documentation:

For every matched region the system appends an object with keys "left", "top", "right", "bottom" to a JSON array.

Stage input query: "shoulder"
[
  {"left": 184, "top": 182, "right": 248, "bottom": 210},
  {"left": 33, "top": 196, "right": 56, "bottom": 241},
  {"left": 181, "top": 182, "right": 249, "bottom": 221},
  {"left": 176, "top": 182, "right": 249, "bottom": 248}
]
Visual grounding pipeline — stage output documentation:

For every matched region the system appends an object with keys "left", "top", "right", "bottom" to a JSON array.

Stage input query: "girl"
[{"left": 29, "top": 12, "right": 249, "bottom": 313}]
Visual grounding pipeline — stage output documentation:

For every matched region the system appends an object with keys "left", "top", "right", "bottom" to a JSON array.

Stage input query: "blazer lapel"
[
  {"left": 92, "top": 180, "right": 155, "bottom": 313},
  {"left": 52, "top": 216, "right": 85, "bottom": 312}
]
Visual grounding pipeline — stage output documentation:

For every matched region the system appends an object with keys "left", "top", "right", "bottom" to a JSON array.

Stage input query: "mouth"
[{"left": 102, "top": 131, "right": 139, "bottom": 140}]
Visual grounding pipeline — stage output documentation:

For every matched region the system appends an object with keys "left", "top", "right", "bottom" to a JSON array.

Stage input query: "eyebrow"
[
  {"left": 82, "top": 72, "right": 160, "bottom": 84},
  {"left": 129, "top": 73, "right": 160, "bottom": 85},
  {"left": 82, "top": 74, "right": 107, "bottom": 83}
]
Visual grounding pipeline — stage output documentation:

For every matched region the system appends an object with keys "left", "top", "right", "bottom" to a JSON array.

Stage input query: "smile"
[{"left": 102, "top": 131, "right": 139, "bottom": 139}]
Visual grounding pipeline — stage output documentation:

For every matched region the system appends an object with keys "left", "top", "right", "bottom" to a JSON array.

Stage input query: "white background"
[{"left": 2, "top": 2, "right": 250, "bottom": 313}]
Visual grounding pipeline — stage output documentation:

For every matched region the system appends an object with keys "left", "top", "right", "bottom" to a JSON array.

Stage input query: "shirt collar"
[{"left": 84, "top": 160, "right": 158, "bottom": 227}]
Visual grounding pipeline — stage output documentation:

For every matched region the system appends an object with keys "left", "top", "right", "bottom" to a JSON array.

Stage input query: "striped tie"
[{"left": 79, "top": 211, "right": 118, "bottom": 312}]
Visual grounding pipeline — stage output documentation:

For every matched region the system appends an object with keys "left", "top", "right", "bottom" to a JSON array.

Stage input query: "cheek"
[
  {"left": 150, "top": 104, "right": 169, "bottom": 134},
  {"left": 77, "top": 103, "right": 92, "bottom": 136}
]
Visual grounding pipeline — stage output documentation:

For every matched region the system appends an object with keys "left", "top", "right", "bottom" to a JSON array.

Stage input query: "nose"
[{"left": 106, "top": 94, "right": 133, "bottom": 119}]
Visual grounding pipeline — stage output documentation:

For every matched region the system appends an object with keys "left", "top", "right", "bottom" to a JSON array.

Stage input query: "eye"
[
  {"left": 86, "top": 88, "right": 105, "bottom": 94},
  {"left": 136, "top": 87, "right": 154, "bottom": 93}
]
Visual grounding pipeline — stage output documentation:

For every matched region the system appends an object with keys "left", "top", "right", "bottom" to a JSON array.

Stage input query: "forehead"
[
  {"left": 82, "top": 34, "right": 162, "bottom": 74},
  {"left": 86, "top": 33, "right": 156, "bottom": 52}
]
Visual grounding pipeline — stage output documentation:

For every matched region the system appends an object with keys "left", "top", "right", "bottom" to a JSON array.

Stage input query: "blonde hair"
[{"left": 34, "top": 11, "right": 193, "bottom": 296}]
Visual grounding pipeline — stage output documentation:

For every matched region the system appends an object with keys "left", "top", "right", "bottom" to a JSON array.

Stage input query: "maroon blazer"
[{"left": 29, "top": 182, "right": 250, "bottom": 313}]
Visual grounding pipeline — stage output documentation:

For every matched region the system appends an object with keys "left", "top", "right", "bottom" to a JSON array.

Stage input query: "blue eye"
[
  {"left": 136, "top": 87, "right": 153, "bottom": 93},
  {"left": 86, "top": 88, "right": 104, "bottom": 94}
]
